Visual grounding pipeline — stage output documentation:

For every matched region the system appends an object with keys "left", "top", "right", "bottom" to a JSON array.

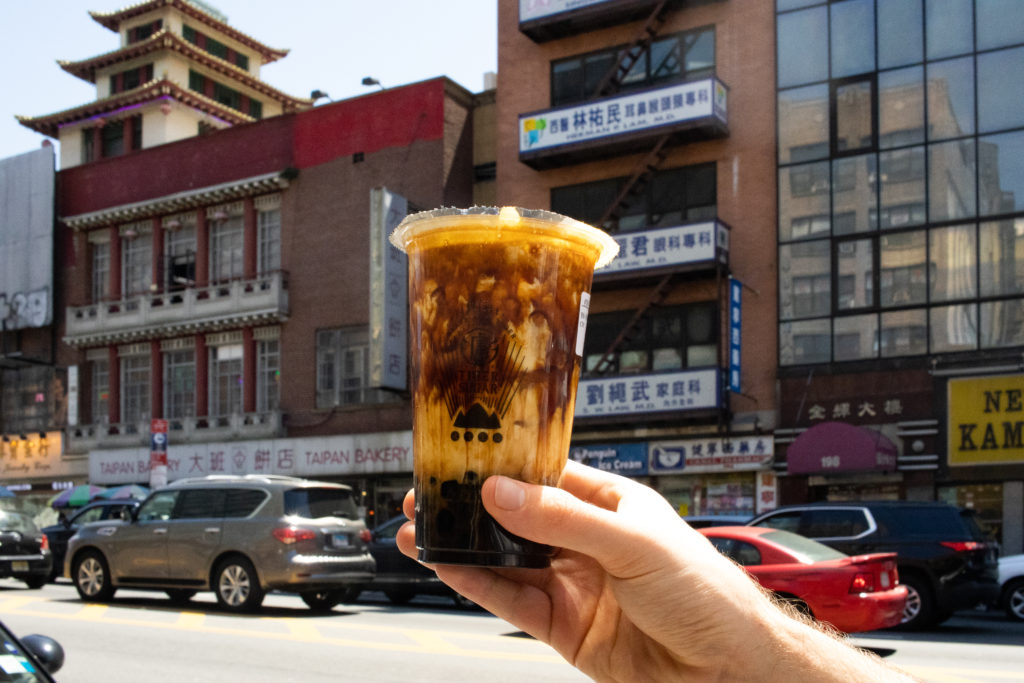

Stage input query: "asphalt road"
[{"left": 0, "top": 581, "right": 1021, "bottom": 682}]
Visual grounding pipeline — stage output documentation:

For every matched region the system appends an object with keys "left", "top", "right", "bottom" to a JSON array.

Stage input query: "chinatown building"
[
  {"left": 498, "top": 0, "right": 779, "bottom": 517},
  {"left": 8, "top": 0, "right": 486, "bottom": 523},
  {"left": 773, "top": 0, "right": 1024, "bottom": 553}
]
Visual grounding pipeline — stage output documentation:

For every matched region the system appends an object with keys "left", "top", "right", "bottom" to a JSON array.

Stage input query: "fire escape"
[{"left": 590, "top": 0, "right": 678, "bottom": 377}]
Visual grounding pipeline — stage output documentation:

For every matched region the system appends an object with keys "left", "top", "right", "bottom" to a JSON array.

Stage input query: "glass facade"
[{"left": 777, "top": 0, "right": 1024, "bottom": 365}]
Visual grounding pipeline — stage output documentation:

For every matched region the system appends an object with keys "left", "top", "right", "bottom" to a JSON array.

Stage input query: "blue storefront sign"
[
  {"left": 569, "top": 443, "right": 648, "bottom": 477},
  {"left": 729, "top": 277, "right": 742, "bottom": 393}
]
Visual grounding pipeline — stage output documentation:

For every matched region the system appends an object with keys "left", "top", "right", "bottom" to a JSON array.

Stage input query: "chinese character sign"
[
  {"left": 729, "top": 278, "right": 741, "bottom": 393},
  {"left": 519, "top": 79, "right": 727, "bottom": 154},
  {"left": 369, "top": 187, "right": 408, "bottom": 391},
  {"left": 576, "top": 369, "right": 720, "bottom": 418},
  {"left": 596, "top": 221, "right": 727, "bottom": 276}
]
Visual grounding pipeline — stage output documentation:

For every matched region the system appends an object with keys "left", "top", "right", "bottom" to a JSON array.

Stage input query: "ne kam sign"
[{"left": 948, "top": 374, "right": 1024, "bottom": 466}]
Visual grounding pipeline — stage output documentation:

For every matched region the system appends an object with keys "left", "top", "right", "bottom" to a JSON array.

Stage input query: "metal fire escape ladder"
[
  {"left": 592, "top": 0, "right": 671, "bottom": 99},
  {"left": 596, "top": 134, "right": 672, "bottom": 228},
  {"left": 591, "top": 272, "right": 675, "bottom": 376}
]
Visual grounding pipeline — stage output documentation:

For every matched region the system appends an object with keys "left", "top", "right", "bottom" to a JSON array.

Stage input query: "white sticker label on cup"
[{"left": 576, "top": 292, "right": 590, "bottom": 357}]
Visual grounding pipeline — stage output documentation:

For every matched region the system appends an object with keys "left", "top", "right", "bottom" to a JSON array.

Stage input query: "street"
[{"left": 0, "top": 580, "right": 1021, "bottom": 682}]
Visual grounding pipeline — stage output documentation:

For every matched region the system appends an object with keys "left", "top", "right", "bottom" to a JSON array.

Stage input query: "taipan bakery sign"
[{"left": 948, "top": 374, "right": 1024, "bottom": 466}]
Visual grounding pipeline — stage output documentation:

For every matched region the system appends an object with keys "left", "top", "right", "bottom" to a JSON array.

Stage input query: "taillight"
[
  {"left": 359, "top": 529, "right": 372, "bottom": 543},
  {"left": 849, "top": 572, "right": 875, "bottom": 593},
  {"left": 272, "top": 526, "right": 316, "bottom": 544},
  {"left": 39, "top": 535, "right": 49, "bottom": 552},
  {"left": 940, "top": 541, "right": 984, "bottom": 552}
]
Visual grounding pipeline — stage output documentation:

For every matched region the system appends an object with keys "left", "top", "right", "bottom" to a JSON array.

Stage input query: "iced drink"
[{"left": 390, "top": 206, "right": 618, "bottom": 567}]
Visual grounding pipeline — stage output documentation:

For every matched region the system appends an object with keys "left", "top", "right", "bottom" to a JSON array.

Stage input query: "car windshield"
[
  {"left": 284, "top": 487, "right": 358, "bottom": 520},
  {"left": 761, "top": 529, "right": 848, "bottom": 562},
  {"left": 0, "top": 513, "right": 38, "bottom": 535}
]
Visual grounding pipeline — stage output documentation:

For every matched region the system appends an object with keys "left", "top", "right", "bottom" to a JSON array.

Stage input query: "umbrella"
[
  {"left": 97, "top": 484, "right": 150, "bottom": 500},
  {"left": 48, "top": 484, "right": 107, "bottom": 509}
]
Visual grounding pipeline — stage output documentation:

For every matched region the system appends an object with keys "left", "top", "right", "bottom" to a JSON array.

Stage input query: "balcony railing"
[
  {"left": 575, "top": 367, "right": 721, "bottom": 419},
  {"left": 65, "top": 411, "right": 283, "bottom": 454},
  {"left": 519, "top": 78, "right": 728, "bottom": 169},
  {"left": 596, "top": 219, "right": 729, "bottom": 283},
  {"left": 64, "top": 271, "right": 289, "bottom": 346}
]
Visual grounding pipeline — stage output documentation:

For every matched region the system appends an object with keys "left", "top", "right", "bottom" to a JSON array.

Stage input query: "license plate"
[
  {"left": 11, "top": 561, "right": 28, "bottom": 572},
  {"left": 332, "top": 534, "right": 350, "bottom": 548}
]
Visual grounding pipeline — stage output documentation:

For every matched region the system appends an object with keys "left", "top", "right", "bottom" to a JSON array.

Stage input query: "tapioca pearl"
[{"left": 440, "top": 480, "right": 459, "bottom": 499}]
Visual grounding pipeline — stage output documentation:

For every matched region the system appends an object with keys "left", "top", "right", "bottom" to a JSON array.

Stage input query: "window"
[
  {"left": 801, "top": 509, "right": 871, "bottom": 538},
  {"left": 120, "top": 354, "right": 150, "bottom": 427},
  {"left": 101, "top": 122, "right": 124, "bottom": 158},
  {"left": 256, "top": 339, "right": 279, "bottom": 412},
  {"left": 551, "top": 27, "right": 715, "bottom": 107},
  {"left": 257, "top": 207, "right": 281, "bottom": 274},
  {"left": 164, "top": 349, "right": 195, "bottom": 420},
  {"left": 209, "top": 343, "right": 243, "bottom": 418},
  {"left": 109, "top": 64, "right": 153, "bottom": 94},
  {"left": 175, "top": 489, "right": 225, "bottom": 519},
  {"left": 91, "top": 359, "right": 109, "bottom": 425},
  {"left": 210, "top": 215, "right": 243, "bottom": 283},
  {"left": 183, "top": 25, "right": 250, "bottom": 70},
  {"left": 121, "top": 229, "right": 152, "bottom": 297},
  {"left": 224, "top": 489, "right": 266, "bottom": 518},
  {"left": 91, "top": 241, "right": 110, "bottom": 302},
  {"left": 551, "top": 164, "right": 716, "bottom": 233},
  {"left": 582, "top": 303, "right": 717, "bottom": 377},
  {"left": 187, "top": 70, "right": 261, "bottom": 117},
  {"left": 126, "top": 19, "right": 162, "bottom": 44},
  {"left": 137, "top": 490, "right": 177, "bottom": 522},
  {"left": 165, "top": 222, "right": 196, "bottom": 291},
  {"left": 707, "top": 537, "right": 762, "bottom": 567},
  {"left": 316, "top": 327, "right": 397, "bottom": 408}
]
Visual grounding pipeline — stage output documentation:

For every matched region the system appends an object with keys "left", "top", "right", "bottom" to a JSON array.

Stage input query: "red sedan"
[{"left": 699, "top": 526, "right": 907, "bottom": 633}]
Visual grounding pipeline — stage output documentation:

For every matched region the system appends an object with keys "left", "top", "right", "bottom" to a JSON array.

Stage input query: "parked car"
[
  {"left": 65, "top": 474, "right": 375, "bottom": 612},
  {"left": 747, "top": 501, "right": 999, "bottom": 629},
  {"left": 996, "top": 553, "right": 1024, "bottom": 621},
  {"left": 683, "top": 514, "right": 752, "bottom": 529},
  {"left": 41, "top": 499, "right": 140, "bottom": 580},
  {"left": 344, "top": 515, "right": 475, "bottom": 608},
  {"left": 0, "top": 510, "right": 52, "bottom": 589},
  {"left": 0, "top": 619, "right": 65, "bottom": 681},
  {"left": 699, "top": 526, "right": 906, "bottom": 633}
]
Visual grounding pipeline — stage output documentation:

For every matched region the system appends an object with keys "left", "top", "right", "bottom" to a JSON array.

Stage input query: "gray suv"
[{"left": 65, "top": 475, "right": 375, "bottom": 612}]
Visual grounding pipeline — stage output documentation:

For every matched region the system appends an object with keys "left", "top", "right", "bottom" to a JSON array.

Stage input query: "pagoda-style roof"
[
  {"left": 57, "top": 29, "right": 312, "bottom": 112},
  {"left": 17, "top": 77, "right": 258, "bottom": 138},
  {"left": 89, "top": 0, "right": 288, "bottom": 64}
]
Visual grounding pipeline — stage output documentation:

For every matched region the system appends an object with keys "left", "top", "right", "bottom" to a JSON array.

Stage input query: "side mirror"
[{"left": 21, "top": 634, "right": 64, "bottom": 675}]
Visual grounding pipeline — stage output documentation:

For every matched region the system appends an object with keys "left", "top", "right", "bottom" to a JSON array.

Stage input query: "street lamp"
[{"left": 361, "top": 77, "right": 385, "bottom": 91}]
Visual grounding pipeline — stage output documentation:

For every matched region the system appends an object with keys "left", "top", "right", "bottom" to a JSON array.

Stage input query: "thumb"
[{"left": 482, "top": 475, "right": 672, "bottom": 575}]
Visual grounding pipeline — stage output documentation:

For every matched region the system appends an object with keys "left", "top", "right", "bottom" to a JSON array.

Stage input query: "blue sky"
[{"left": 0, "top": 0, "right": 498, "bottom": 162}]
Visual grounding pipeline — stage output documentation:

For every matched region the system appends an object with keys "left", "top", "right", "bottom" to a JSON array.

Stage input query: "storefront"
[
  {"left": 0, "top": 431, "right": 88, "bottom": 526},
  {"left": 570, "top": 435, "right": 775, "bottom": 517},
  {"left": 88, "top": 430, "right": 414, "bottom": 527}
]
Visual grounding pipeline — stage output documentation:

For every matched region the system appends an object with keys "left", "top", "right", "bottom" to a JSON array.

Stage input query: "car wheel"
[
  {"left": 213, "top": 556, "right": 264, "bottom": 612},
  {"left": 1002, "top": 578, "right": 1024, "bottom": 621},
  {"left": 73, "top": 550, "right": 116, "bottom": 602},
  {"left": 23, "top": 576, "right": 47, "bottom": 590},
  {"left": 384, "top": 589, "right": 415, "bottom": 605},
  {"left": 301, "top": 591, "right": 342, "bottom": 611},
  {"left": 166, "top": 589, "right": 197, "bottom": 603},
  {"left": 895, "top": 574, "right": 934, "bottom": 630}
]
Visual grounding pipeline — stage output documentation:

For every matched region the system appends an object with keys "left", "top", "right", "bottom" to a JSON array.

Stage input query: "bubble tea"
[{"left": 390, "top": 206, "right": 618, "bottom": 567}]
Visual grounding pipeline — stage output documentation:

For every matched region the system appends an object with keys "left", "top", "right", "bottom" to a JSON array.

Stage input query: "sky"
[{"left": 0, "top": 0, "right": 498, "bottom": 163}]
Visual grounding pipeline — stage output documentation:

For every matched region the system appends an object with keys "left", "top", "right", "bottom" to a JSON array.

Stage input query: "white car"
[{"left": 998, "top": 553, "right": 1024, "bottom": 621}]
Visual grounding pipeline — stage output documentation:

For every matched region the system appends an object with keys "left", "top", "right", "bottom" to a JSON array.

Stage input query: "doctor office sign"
[{"left": 948, "top": 374, "right": 1024, "bottom": 466}]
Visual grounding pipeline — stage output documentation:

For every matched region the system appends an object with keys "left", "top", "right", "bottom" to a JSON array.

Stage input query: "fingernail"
[{"left": 493, "top": 476, "right": 526, "bottom": 510}]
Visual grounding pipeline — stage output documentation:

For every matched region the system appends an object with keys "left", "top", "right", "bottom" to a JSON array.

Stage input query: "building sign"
[
  {"left": 787, "top": 422, "right": 897, "bottom": 475},
  {"left": 519, "top": 78, "right": 727, "bottom": 155},
  {"left": 90, "top": 431, "right": 414, "bottom": 485},
  {"left": 948, "top": 374, "right": 1024, "bottom": 466},
  {"left": 570, "top": 443, "right": 648, "bottom": 477},
  {"left": 648, "top": 435, "right": 773, "bottom": 474},
  {"left": 576, "top": 368, "right": 720, "bottom": 418},
  {"left": 0, "top": 432, "right": 79, "bottom": 479},
  {"left": 519, "top": 0, "right": 610, "bottom": 22},
  {"left": 596, "top": 221, "right": 728, "bottom": 277},
  {"left": 778, "top": 370, "right": 932, "bottom": 428},
  {"left": 728, "top": 278, "right": 741, "bottom": 393},
  {"left": 0, "top": 147, "right": 54, "bottom": 331},
  {"left": 756, "top": 471, "right": 778, "bottom": 513},
  {"left": 368, "top": 187, "right": 408, "bottom": 391},
  {"left": 150, "top": 418, "right": 168, "bottom": 488}
]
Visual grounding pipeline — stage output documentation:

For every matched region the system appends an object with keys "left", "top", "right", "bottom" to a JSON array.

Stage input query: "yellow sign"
[{"left": 948, "top": 374, "right": 1024, "bottom": 466}]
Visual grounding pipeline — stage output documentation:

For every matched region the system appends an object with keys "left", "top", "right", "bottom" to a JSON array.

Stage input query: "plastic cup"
[{"left": 390, "top": 206, "right": 618, "bottom": 567}]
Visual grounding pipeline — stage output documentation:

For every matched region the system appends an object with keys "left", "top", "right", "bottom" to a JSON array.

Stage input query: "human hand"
[{"left": 396, "top": 461, "right": 915, "bottom": 682}]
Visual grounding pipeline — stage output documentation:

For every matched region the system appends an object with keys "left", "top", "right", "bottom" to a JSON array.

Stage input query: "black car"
[
  {"left": 345, "top": 515, "right": 474, "bottom": 608},
  {"left": 0, "top": 511, "right": 52, "bottom": 589},
  {"left": 747, "top": 501, "right": 1000, "bottom": 629},
  {"left": 41, "top": 499, "right": 140, "bottom": 581}
]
